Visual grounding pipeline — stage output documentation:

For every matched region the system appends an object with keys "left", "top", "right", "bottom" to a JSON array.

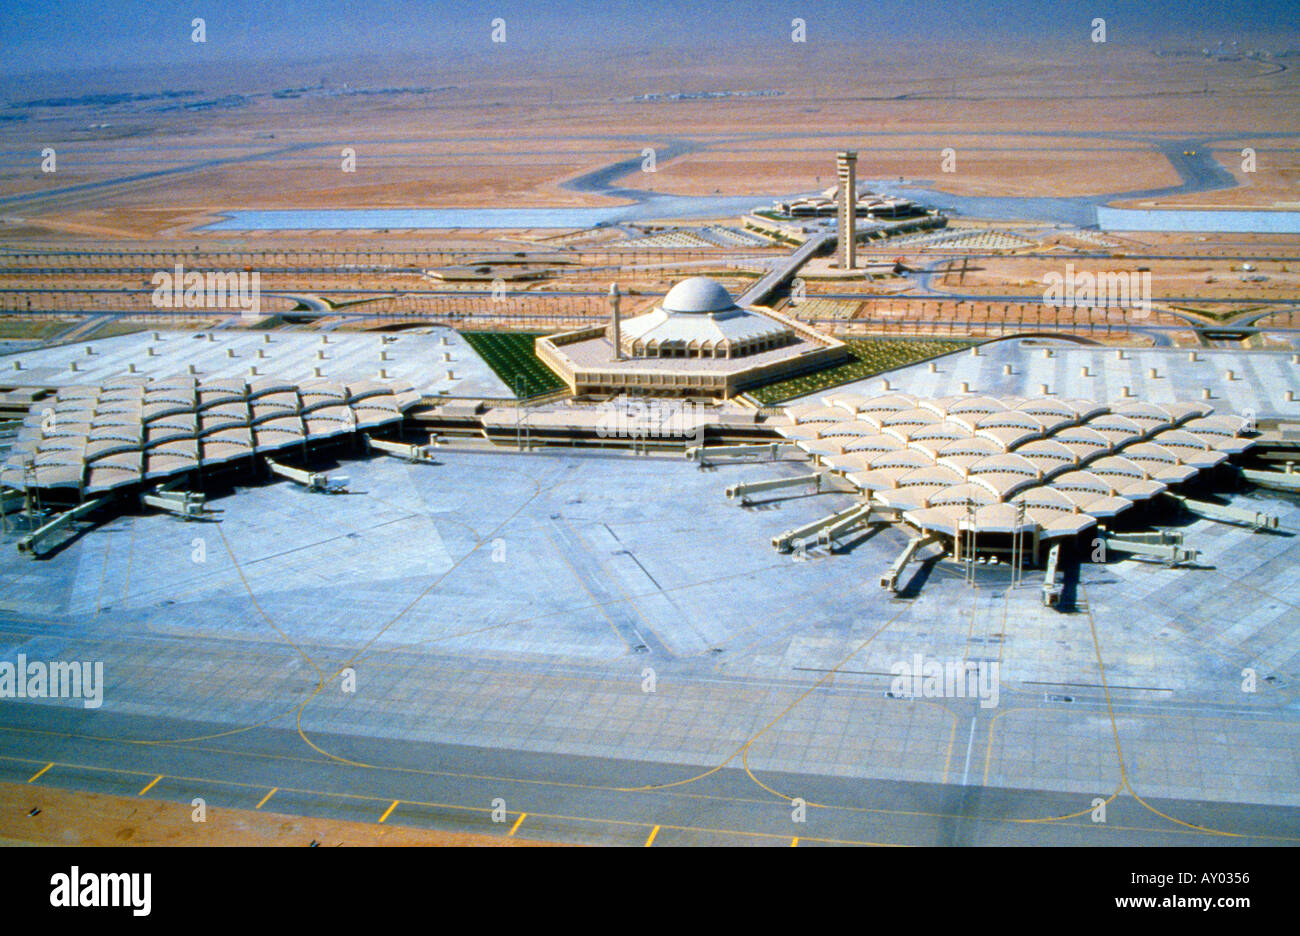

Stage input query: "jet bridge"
[
  {"left": 0, "top": 488, "right": 24, "bottom": 517},
  {"left": 140, "top": 486, "right": 212, "bottom": 520},
  {"left": 1237, "top": 463, "right": 1300, "bottom": 493},
  {"left": 816, "top": 500, "right": 898, "bottom": 549},
  {"left": 17, "top": 497, "right": 108, "bottom": 556},
  {"left": 727, "top": 472, "right": 826, "bottom": 504},
  {"left": 365, "top": 434, "right": 438, "bottom": 464},
  {"left": 685, "top": 442, "right": 803, "bottom": 468},
  {"left": 1099, "top": 530, "right": 1199, "bottom": 566},
  {"left": 773, "top": 500, "right": 881, "bottom": 553},
  {"left": 880, "top": 532, "right": 944, "bottom": 592},
  {"left": 1164, "top": 492, "right": 1279, "bottom": 531},
  {"left": 1041, "top": 543, "right": 1062, "bottom": 607},
  {"left": 265, "top": 458, "right": 349, "bottom": 493}
]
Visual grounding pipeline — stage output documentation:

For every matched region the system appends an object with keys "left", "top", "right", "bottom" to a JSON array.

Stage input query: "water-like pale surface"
[
  {"left": 1098, "top": 207, "right": 1300, "bottom": 234},
  {"left": 202, "top": 198, "right": 769, "bottom": 231}
]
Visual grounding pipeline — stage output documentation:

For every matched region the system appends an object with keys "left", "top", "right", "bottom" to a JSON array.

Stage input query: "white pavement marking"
[{"left": 961, "top": 716, "right": 978, "bottom": 786}]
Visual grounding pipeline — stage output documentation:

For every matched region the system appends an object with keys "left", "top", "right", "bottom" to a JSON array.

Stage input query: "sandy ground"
[
  {"left": 0, "top": 782, "right": 561, "bottom": 847},
  {"left": 2, "top": 44, "right": 1298, "bottom": 241},
  {"left": 652, "top": 146, "right": 1180, "bottom": 198},
  {"left": 1114, "top": 147, "right": 1300, "bottom": 210},
  {"left": 0, "top": 47, "right": 1294, "bottom": 339},
  {"left": 942, "top": 256, "right": 1300, "bottom": 301}
]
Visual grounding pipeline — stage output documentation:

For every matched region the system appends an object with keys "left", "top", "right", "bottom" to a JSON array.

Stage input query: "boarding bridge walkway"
[{"left": 735, "top": 233, "right": 834, "bottom": 307}]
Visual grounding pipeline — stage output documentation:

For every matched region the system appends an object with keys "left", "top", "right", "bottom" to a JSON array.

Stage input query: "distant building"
[
  {"left": 774, "top": 190, "right": 919, "bottom": 220},
  {"left": 772, "top": 162, "right": 922, "bottom": 224}
]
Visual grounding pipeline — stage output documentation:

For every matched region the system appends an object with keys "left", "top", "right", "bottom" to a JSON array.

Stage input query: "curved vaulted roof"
[
  {"left": 777, "top": 392, "right": 1255, "bottom": 541},
  {"left": 3, "top": 374, "right": 421, "bottom": 494}
]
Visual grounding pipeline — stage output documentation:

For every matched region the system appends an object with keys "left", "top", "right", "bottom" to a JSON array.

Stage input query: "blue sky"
[{"left": 3, "top": 0, "right": 1298, "bottom": 77}]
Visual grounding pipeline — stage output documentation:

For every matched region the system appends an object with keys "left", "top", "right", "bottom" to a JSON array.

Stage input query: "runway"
[{"left": 5, "top": 702, "right": 1296, "bottom": 846}]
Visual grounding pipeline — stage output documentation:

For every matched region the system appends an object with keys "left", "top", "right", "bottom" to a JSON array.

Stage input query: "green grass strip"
[
  {"left": 749, "top": 337, "right": 976, "bottom": 405},
  {"left": 460, "top": 330, "right": 568, "bottom": 398}
]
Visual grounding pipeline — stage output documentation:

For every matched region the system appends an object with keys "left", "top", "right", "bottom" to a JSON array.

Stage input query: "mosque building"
[{"left": 536, "top": 276, "right": 848, "bottom": 399}]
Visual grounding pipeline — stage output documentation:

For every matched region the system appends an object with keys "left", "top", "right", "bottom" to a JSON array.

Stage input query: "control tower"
[{"left": 836, "top": 151, "right": 857, "bottom": 270}]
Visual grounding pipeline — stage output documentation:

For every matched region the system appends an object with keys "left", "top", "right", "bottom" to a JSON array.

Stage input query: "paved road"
[
  {"left": 736, "top": 233, "right": 833, "bottom": 306},
  {"left": 4, "top": 284, "right": 1297, "bottom": 307},
  {"left": 3, "top": 701, "right": 1296, "bottom": 846},
  {"left": 0, "top": 143, "right": 324, "bottom": 213}
]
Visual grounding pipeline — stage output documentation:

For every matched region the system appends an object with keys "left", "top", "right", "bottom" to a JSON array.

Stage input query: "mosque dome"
[
  {"left": 616, "top": 276, "right": 794, "bottom": 360},
  {"left": 660, "top": 277, "right": 739, "bottom": 315}
]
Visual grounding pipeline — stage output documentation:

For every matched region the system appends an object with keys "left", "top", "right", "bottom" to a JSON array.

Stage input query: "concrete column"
[{"left": 610, "top": 282, "right": 623, "bottom": 361}]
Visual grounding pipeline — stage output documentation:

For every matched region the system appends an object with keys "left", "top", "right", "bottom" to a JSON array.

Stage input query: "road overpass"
[{"left": 735, "top": 232, "right": 835, "bottom": 307}]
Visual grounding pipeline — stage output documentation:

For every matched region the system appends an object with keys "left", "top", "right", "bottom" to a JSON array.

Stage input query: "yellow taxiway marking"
[
  {"left": 644, "top": 825, "right": 660, "bottom": 847},
  {"left": 255, "top": 787, "right": 278, "bottom": 810},
  {"left": 27, "top": 762, "right": 52, "bottom": 784},
  {"left": 508, "top": 813, "right": 527, "bottom": 837},
  {"left": 138, "top": 775, "right": 162, "bottom": 796},
  {"left": 379, "top": 800, "right": 399, "bottom": 824},
  {"left": 790, "top": 836, "right": 799, "bottom": 847},
  {"left": 1, "top": 749, "right": 1292, "bottom": 846}
]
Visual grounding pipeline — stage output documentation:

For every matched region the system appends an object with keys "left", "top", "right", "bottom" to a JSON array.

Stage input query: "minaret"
[
  {"left": 836, "top": 151, "right": 857, "bottom": 270},
  {"left": 609, "top": 282, "right": 623, "bottom": 360}
]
